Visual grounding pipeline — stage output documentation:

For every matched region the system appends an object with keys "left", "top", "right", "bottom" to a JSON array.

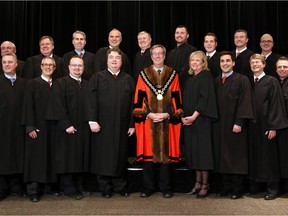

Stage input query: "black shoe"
[
  {"left": 216, "top": 189, "right": 231, "bottom": 197},
  {"left": 11, "top": 191, "right": 28, "bottom": 198},
  {"left": 29, "top": 194, "right": 40, "bottom": 202},
  {"left": 140, "top": 192, "right": 152, "bottom": 198},
  {"left": 231, "top": 194, "right": 242, "bottom": 199},
  {"left": 264, "top": 194, "right": 277, "bottom": 200},
  {"left": 162, "top": 192, "right": 173, "bottom": 198},
  {"left": 80, "top": 190, "right": 90, "bottom": 197},
  {"left": 102, "top": 192, "right": 112, "bottom": 198},
  {"left": 118, "top": 190, "right": 129, "bottom": 197},
  {"left": 47, "top": 191, "right": 63, "bottom": 196},
  {"left": 67, "top": 193, "right": 82, "bottom": 200}
]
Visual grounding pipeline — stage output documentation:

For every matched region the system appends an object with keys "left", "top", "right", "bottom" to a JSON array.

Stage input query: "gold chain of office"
[{"left": 140, "top": 70, "right": 176, "bottom": 101}]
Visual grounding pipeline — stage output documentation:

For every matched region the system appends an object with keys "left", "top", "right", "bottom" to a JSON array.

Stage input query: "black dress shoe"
[
  {"left": 140, "top": 192, "right": 152, "bottom": 197},
  {"left": 29, "top": 194, "right": 40, "bottom": 202},
  {"left": 80, "top": 190, "right": 90, "bottom": 197},
  {"left": 47, "top": 191, "right": 63, "bottom": 196},
  {"left": 12, "top": 191, "right": 28, "bottom": 198},
  {"left": 231, "top": 194, "right": 242, "bottom": 199},
  {"left": 162, "top": 192, "right": 173, "bottom": 198},
  {"left": 102, "top": 192, "right": 112, "bottom": 198},
  {"left": 67, "top": 193, "right": 82, "bottom": 200},
  {"left": 264, "top": 194, "right": 277, "bottom": 200},
  {"left": 118, "top": 190, "right": 129, "bottom": 197}
]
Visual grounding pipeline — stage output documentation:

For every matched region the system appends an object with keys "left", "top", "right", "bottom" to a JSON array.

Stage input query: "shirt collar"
[
  {"left": 41, "top": 75, "right": 52, "bottom": 82},
  {"left": 153, "top": 66, "right": 164, "bottom": 74},
  {"left": 108, "top": 68, "right": 120, "bottom": 76},
  {"left": 4, "top": 73, "right": 16, "bottom": 80},
  {"left": 236, "top": 47, "right": 247, "bottom": 54},
  {"left": 69, "top": 74, "right": 82, "bottom": 82},
  {"left": 222, "top": 71, "right": 233, "bottom": 78},
  {"left": 75, "top": 49, "right": 85, "bottom": 56},
  {"left": 207, "top": 50, "right": 216, "bottom": 58},
  {"left": 254, "top": 72, "right": 265, "bottom": 81}
]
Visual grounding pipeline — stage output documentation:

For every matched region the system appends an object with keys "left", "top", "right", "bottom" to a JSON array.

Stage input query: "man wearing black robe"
[
  {"left": 213, "top": 51, "right": 255, "bottom": 199},
  {"left": 46, "top": 56, "right": 90, "bottom": 200},
  {"left": 232, "top": 29, "right": 254, "bottom": 84},
  {"left": 63, "top": 30, "right": 96, "bottom": 80},
  {"left": 95, "top": 28, "right": 131, "bottom": 75},
  {"left": 248, "top": 54, "right": 288, "bottom": 200},
  {"left": 86, "top": 47, "right": 135, "bottom": 198},
  {"left": 132, "top": 31, "right": 153, "bottom": 81},
  {"left": 22, "top": 36, "right": 66, "bottom": 80},
  {"left": 165, "top": 25, "right": 197, "bottom": 90},
  {"left": 0, "top": 53, "right": 27, "bottom": 201},
  {"left": 22, "top": 57, "right": 59, "bottom": 202},
  {"left": 275, "top": 56, "right": 288, "bottom": 192}
]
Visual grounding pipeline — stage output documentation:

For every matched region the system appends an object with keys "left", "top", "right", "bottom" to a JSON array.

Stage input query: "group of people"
[{"left": 0, "top": 26, "right": 288, "bottom": 204}]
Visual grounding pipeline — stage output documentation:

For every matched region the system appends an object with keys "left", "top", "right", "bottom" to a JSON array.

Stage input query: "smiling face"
[
  {"left": 72, "top": 33, "right": 86, "bottom": 51},
  {"left": 41, "top": 58, "right": 56, "bottom": 79},
  {"left": 151, "top": 46, "right": 165, "bottom": 68},
  {"left": 107, "top": 51, "right": 122, "bottom": 73},
  {"left": 220, "top": 54, "right": 235, "bottom": 74},
  {"left": 175, "top": 27, "right": 189, "bottom": 45},
  {"left": 189, "top": 53, "right": 204, "bottom": 74},
  {"left": 69, "top": 57, "right": 84, "bottom": 78},
  {"left": 40, "top": 38, "right": 54, "bottom": 56},
  {"left": 2, "top": 54, "right": 17, "bottom": 76},
  {"left": 276, "top": 60, "right": 288, "bottom": 80},
  {"left": 1, "top": 41, "right": 16, "bottom": 57},
  {"left": 204, "top": 35, "right": 217, "bottom": 53},
  {"left": 250, "top": 56, "right": 266, "bottom": 76},
  {"left": 108, "top": 29, "right": 122, "bottom": 48},
  {"left": 137, "top": 32, "right": 152, "bottom": 51},
  {"left": 234, "top": 31, "right": 248, "bottom": 50},
  {"left": 260, "top": 34, "right": 274, "bottom": 53}
]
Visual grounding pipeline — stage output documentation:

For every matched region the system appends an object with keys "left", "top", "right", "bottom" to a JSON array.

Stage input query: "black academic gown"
[
  {"left": 208, "top": 52, "right": 222, "bottom": 79},
  {"left": 0, "top": 75, "right": 26, "bottom": 174},
  {"left": 264, "top": 52, "right": 281, "bottom": 79},
  {"left": 0, "top": 59, "right": 25, "bottom": 76},
  {"left": 22, "top": 54, "right": 67, "bottom": 80},
  {"left": 213, "top": 72, "right": 255, "bottom": 174},
  {"left": 85, "top": 69, "right": 135, "bottom": 176},
  {"left": 22, "top": 77, "right": 57, "bottom": 183},
  {"left": 132, "top": 48, "right": 152, "bottom": 80},
  {"left": 277, "top": 77, "right": 288, "bottom": 178},
  {"left": 63, "top": 50, "right": 96, "bottom": 80},
  {"left": 182, "top": 70, "right": 218, "bottom": 170},
  {"left": 248, "top": 75, "right": 288, "bottom": 182},
  {"left": 46, "top": 76, "right": 90, "bottom": 174},
  {"left": 166, "top": 43, "right": 197, "bottom": 90},
  {"left": 95, "top": 47, "right": 131, "bottom": 75},
  {"left": 233, "top": 49, "right": 254, "bottom": 84}
]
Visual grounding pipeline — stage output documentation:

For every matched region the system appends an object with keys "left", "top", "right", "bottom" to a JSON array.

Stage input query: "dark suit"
[
  {"left": 233, "top": 48, "right": 254, "bottom": 84},
  {"left": 208, "top": 51, "right": 221, "bottom": 78},
  {"left": 264, "top": 52, "right": 281, "bottom": 79},
  {"left": 63, "top": 50, "right": 96, "bottom": 80},
  {"left": 22, "top": 54, "right": 67, "bottom": 80},
  {"left": 132, "top": 48, "right": 152, "bottom": 80}
]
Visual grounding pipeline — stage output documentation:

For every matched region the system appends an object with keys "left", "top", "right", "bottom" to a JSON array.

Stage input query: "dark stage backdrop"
[{"left": 0, "top": 1, "right": 287, "bottom": 62}]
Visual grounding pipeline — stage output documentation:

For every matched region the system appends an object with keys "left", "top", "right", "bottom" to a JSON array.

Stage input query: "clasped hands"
[{"left": 147, "top": 112, "right": 169, "bottom": 123}]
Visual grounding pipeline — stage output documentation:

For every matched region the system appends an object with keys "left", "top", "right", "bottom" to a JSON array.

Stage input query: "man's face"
[
  {"left": 175, "top": 27, "right": 189, "bottom": 44},
  {"left": 204, "top": 35, "right": 217, "bottom": 53},
  {"left": 151, "top": 47, "right": 165, "bottom": 67},
  {"left": 220, "top": 54, "right": 235, "bottom": 74},
  {"left": 69, "top": 58, "right": 84, "bottom": 78},
  {"left": 234, "top": 32, "right": 248, "bottom": 49},
  {"left": 1, "top": 42, "right": 16, "bottom": 57},
  {"left": 260, "top": 34, "right": 274, "bottom": 53},
  {"left": 40, "top": 38, "right": 54, "bottom": 57},
  {"left": 72, "top": 33, "right": 86, "bottom": 51},
  {"left": 250, "top": 58, "right": 265, "bottom": 74},
  {"left": 107, "top": 51, "right": 122, "bottom": 72},
  {"left": 41, "top": 58, "right": 55, "bottom": 78},
  {"left": 137, "top": 33, "right": 152, "bottom": 50},
  {"left": 276, "top": 60, "right": 288, "bottom": 80},
  {"left": 2, "top": 55, "right": 17, "bottom": 76},
  {"left": 108, "top": 30, "right": 122, "bottom": 48}
]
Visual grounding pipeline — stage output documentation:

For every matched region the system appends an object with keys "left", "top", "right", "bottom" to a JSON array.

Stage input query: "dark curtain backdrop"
[{"left": 0, "top": 1, "right": 287, "bottom": 62}]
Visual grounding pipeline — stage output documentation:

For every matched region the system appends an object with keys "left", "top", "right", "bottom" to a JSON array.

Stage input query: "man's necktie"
[
  {"left": 207, "top": 55, "right": 210, "bottom": 61},
  {"left": 47, "top": 79, "right": 52, "bottom": 87},
  {"left": 10, "top": 77, "right": 15, "bottom": 86},
  {"left": 222, "top": 76, "right": 227, "bottom": 84},
  {"left": 79, "top": 52, "right": 83, "bottom": 58},
  {"left": 113, "top": 74, "right": 117, "bottom": 79},
  {"left": 78, "top": 79, "right": 82, "bottom": 88},
  {"left": 236, "top": 52, "right": 240, "bottom": 58},
  {"left": 157, "top": 69, "right": 161, "bottom": 75},
  {"left": 254, "top": 78, "right": 259, "bottom": 83}
]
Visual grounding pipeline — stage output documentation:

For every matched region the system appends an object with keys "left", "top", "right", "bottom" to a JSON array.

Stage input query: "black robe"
[
  {"left": 165, "top": 42, "right": 197, "bottom": 90},
  {"left": 248, "top": 75, "right": 288, "bottom": 182},
  {"left": 233, "top": 48, "right": 254, "bottom": 84},
  {"left": 94, "top": 47, "right": 131, "bottom": 75},
  {"left": 0, "top": 75, "right": 26, "bottom": 174},
  {"left": 182, "top": 70, "right": 218, "bottom": 170},
  {"left": 85, "top": 69, "right": 135, "bottom": 176},
  {"left": 22, "top": 77, "right": 57, "bottom": 183},
  {"left": 208, "top": 51, "right": 222, "bottom": 78},
  {"left": 46, "top": 76, "right": 90, "bottom": 173},
  {"left": 277, "top": 77, "right": 288, "bottom": 178},
  {"left": 22, "top": 54, "right": 67, "bottom": 80},
  {"left": 132, "top": 48, "right": 152, "bottom": 80},
  {"left": 264, "top": 52, "right": 281, "bottom": 79},
  {"left": 213, "top": 72, "right": 255, "bottom": 174},
  {"left": 63, "top": 50, "right": 96, "bottom": 80},
  {"left": 0, "top": 59, "right": 25, "bottom": 76}
]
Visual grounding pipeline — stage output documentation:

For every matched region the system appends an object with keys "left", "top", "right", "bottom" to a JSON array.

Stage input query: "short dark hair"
[
  {"left": 205, "top": 32, "right": 217, "bottom": 43},
  {"left": 107, "top": 47, "right": 123, "bottom": 58},
  {"left": 219, "top": 51, "right": 235, "bottom": 62},
  {"left": 176, "top": 25, "right": 189, "bottom": 34}
]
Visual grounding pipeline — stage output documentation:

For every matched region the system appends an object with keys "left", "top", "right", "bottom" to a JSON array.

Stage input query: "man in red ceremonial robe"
[{"left": 133, "top": 44, "right": 183, "bottom": 198}]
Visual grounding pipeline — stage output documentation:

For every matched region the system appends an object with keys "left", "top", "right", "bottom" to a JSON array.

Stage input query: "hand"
[
  {"left": 232, "top": 124, "right": 242, "bottom": 133},
  {"left": 182, "top": 116, "right": 195, "bottom": 125},
  {"left": 127, "top": 128, "right": 135, "bottom": 136},
  {"left": 28, "top": 129, "right": 40, "bottom": 139},
  {"left": 90, "top": 122, "right": 101, "bottom": 133},
  {"left": 265, "top": 130, "right": 276, "bottom": 140},
  {"left": 148, "top": 113, "right": 169, "bottom": 123},
  {"left": 66, "top": 126, "right": 77, "bottom": 134}
]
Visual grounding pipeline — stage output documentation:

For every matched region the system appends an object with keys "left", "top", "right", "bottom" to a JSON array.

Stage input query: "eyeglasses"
[
  {"left": 260, "top": 40, "right": 273, "bottom": 43},
  {"left": 151, "top": 52, "right": 165, "bottom": 56},
  {"left": 70, "top": 64, "right": 84, "bottom": 68},
  {"left": 41, "top": 63, "right": 55, "bottom": 67},
  {"left": 277, "top": 66, "right": 288, "bottom": 69}
]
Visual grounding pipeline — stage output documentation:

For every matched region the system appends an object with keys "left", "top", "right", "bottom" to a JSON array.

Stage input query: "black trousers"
[
  {"left": 249, "top": 180, "right": 279, "bottom": 195},
  {"left": 97, "top": 175, "right": 126, "bottom": 193},
  {"left": 142, "top": 162, "right": 171, "bottom": 193},
  {"left": 221, "top": 174, "right": 245, "bottom": 194},
  {"left": 0, "top": 174, "right": 23, "bottom": 195},
  {"left": 26, "top": 182, "right": 60, "bottom": 195},
  {"left": 60, "top": 173, "right": 85, "bottom": 196}
]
